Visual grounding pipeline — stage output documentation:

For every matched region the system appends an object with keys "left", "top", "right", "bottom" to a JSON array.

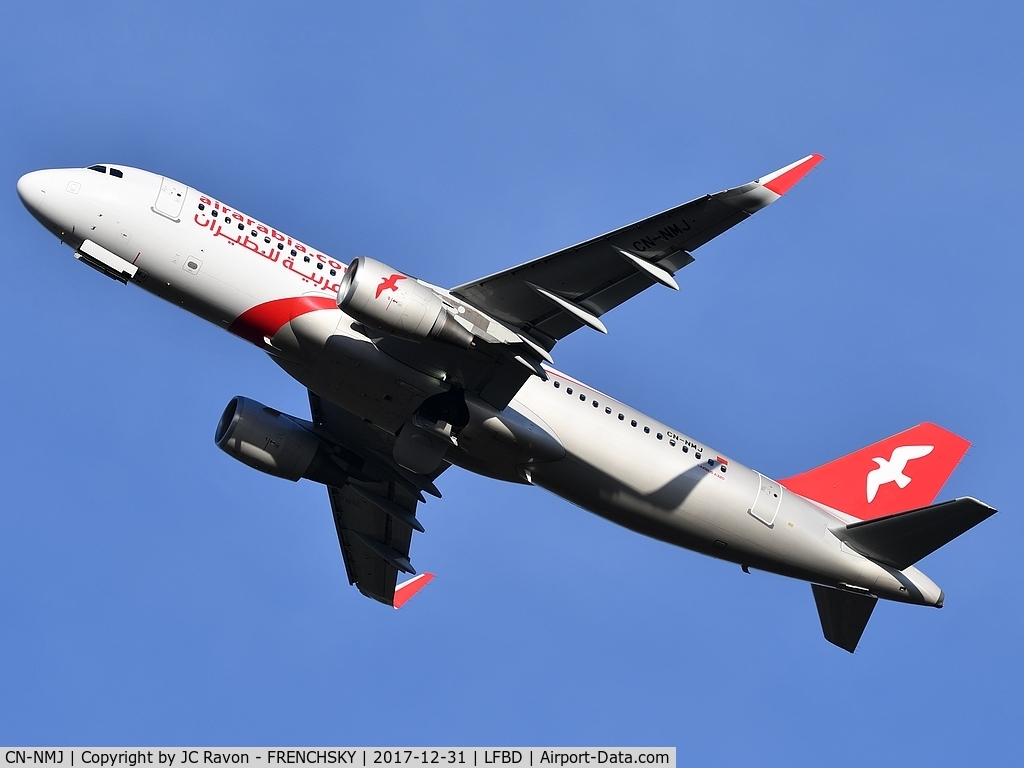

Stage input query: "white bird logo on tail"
[{"left": 866, "top": 445, "right": 934, "bottom": 503}]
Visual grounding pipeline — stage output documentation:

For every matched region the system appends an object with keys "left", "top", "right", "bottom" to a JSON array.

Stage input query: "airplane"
[{"left": 17, "top": 154, "right": 996, "bottom": 652}]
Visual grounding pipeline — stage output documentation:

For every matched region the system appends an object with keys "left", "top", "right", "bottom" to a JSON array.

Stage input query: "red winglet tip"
[
  {"left": 761, "top": 153, "right": 824, "bottom": 196},
  {"left": 393, "top": 573, "right": 435, "bottom": 609}
]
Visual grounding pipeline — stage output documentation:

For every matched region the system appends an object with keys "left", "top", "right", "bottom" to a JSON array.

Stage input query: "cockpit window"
[
  {"left": 109, "top": 168, "right": 123, "bottom": 178},
  {"left": 87, "top": 165, "right": 107, "bottom": 173}
]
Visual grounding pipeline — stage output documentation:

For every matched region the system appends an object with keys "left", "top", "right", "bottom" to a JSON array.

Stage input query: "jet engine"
[
  {"left": 214, "top": 396, "right": 348, "bottom": 486},
  {"left": 337, "top": 256, "right": 474, "bottom": 348}
]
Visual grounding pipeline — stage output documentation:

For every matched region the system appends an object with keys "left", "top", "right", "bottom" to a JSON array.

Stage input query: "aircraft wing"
[
  {"left": 326, "top": 481, "right": 418, "bottom": 605},
  {"left": 451, "top": 154, "right": 822, "bottom": 348},
  {"left": 309, "top": 391, "right": 439, "bottom": 606}
]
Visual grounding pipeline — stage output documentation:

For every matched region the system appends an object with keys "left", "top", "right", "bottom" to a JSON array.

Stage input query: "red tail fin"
[{"left": 779, "top": 423, "right": 970, "bottom": 520}]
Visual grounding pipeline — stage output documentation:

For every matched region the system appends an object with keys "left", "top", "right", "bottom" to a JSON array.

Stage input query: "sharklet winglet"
[
  {"left": 759, "top": 154, "right": 824, "bottom": 196},
  {"left": 393, "top": 573, "right": 435, "bottom": 609}
]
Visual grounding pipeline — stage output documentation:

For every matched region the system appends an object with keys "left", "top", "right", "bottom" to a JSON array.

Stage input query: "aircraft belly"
[
  {"left": 277, "top": 330, "right": 448, "bottom": 436},
  {"left": 265, "top": 309, "right": 939, "bottom": 604},
  {"left": 515, "top": 381, "right": 890, "bottom": 589},
  {"left": 530, "top": 454, "right": 894, "bottom": 588},
  {"left": 529, "top": 455, "right": 766, "bottom": 559}
]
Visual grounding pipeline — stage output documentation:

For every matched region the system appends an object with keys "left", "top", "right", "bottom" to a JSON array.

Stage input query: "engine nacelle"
[
  {"left": 337, "top": 256, "right": 474, "bottom": 348},
  {"left": 215, "top": 396, "right": 350, "bottom": 487}
]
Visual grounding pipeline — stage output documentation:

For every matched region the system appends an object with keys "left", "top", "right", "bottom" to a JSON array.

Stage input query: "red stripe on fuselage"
[{"left": 228, "top": 296, "right": 338, "bottom": 345}]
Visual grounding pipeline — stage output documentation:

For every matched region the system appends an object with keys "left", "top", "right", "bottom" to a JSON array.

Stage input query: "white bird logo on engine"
[{"left": 866, "top": 445, "right": 934, "bottom": 503}]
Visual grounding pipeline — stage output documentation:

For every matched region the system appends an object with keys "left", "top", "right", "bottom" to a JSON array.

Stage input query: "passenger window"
[
  {"left": 657, "top": 433, "right": 663, "bottom": 440},
  {"left": 330, "top": 269, "right": 337, "bottom": 276},
  {"left": 277, "top": 243, "right": 284, "bottom": 250},
  {"left": 554, "top": 382, "right": 560, "bottom": 389},
  {"left": 198, "top": 203, "right": 205, "bottom": 211},
  {"left": 682, "top": 446, "right": 689, "bottom": 453},
  {"left": 567, "top": 387, "right": 573, "bottom": 395},
  {"left": 644, "top": 427, "right": 650, "bottom": 434},
  {"left": 109, "top": 168, "right": 123, "bottom": 178},
  {"left": 317, "top": 263, "right": 323, "bottom": 269},
  {"left": 291, "top": 249, "right": 297, "bottom": 256},
  {"left": 237, "top": 223, "right": 244, "bottom": 231},
  {"left": 618, "top": 414, "right": 624, "bottom": 420},
  {"left": 631, "top": 420, "right": 637, "bottom": 427},
  {"left": 605, "top": 407, "right": 611, "bottom": 414},
  {"left": 579, "top": 394, "right": 586, "bottom": 402}
]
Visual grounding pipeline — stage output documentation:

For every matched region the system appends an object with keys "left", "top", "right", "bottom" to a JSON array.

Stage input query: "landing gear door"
[
  {"left": 750, "top": 473, "right": 782, "bottom": 527},
  {"left": 153, "top": 177, "right": 188, "bottom": 221}
]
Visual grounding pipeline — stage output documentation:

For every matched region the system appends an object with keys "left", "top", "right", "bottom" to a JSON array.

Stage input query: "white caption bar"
[{"left": 0, "top": 751, "right": 674, "bottom": 768}]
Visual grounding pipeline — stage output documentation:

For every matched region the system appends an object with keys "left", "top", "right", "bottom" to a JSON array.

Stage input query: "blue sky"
[{"left": 1, "top": 0, "right": 1021, "bottom": 761}]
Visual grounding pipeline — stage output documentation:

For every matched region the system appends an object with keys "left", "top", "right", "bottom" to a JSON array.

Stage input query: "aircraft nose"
[{"left": 17, "top": 170, "right": 49, "bottom": 217}]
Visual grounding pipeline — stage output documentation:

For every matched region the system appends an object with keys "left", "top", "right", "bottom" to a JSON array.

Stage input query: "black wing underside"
[
  {"left": 326, "top": 481, "right": 418, "bottom": 605},
  {"left": 309, "top": 391, "right": 441, "bottom": 605},
  {"left": 352, "top": 157, "right": 822, "bottom": 416},
  {"left": 451, "top": 155, "right": 821, "bottom": 349}
]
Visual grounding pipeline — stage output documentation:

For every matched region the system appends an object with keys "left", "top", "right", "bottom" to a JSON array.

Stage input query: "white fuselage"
[{"left": 18, "top": 165, "right": 944, "bottom": 607}]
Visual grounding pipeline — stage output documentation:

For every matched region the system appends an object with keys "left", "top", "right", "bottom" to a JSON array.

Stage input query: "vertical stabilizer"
[
  {"left": 812, "top": 584, "right": 877, "bottom": 653},
  {"left": 781, "top": 423, "right": 970, "bottom": 520}
]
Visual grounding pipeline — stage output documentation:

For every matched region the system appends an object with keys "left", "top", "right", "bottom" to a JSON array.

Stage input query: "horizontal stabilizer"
[
  {"left": 836, "top": 497, "right": 996, "bottom": 570},
  {"left": 812, "top": 584, "right": 877, "bottom": 653}
]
